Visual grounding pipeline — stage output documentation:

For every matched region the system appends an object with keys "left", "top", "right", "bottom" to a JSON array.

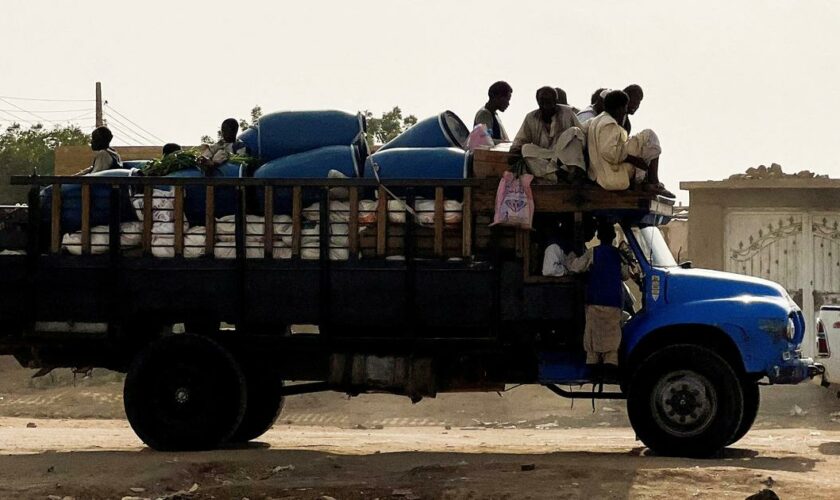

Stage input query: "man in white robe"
[{"left": 510, "top": 87, "right": 586, "bottom": 183}]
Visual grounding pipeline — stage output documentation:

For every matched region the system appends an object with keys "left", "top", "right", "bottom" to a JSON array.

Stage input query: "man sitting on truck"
[
  {"left": 586, "top": 90, "right": 674, "bottom": 197},
  {"left": 510, "top": 86, "right": 586, "bottom": 184},
  {"left": 621, "top": 84, "right": 643, "bottom": 134},
  {"left": 576, "top": 88, "right": 608, "bottom": 124},
  {"left": 74, "top": 126, "right": 122, "bottom": 175},
  {"left": 567, "top": 221, "right": 629, "bottom": 378},
  {"left": 474, "top": 81, "right": 512, "bottom": 143},
  {"left": 197, "top": 118, "right": 248, "bottom": 169}
]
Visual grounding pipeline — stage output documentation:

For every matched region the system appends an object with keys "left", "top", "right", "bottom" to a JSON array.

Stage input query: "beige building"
[{"left": 681, "top": 167, "right": 840, "bottom": 357}]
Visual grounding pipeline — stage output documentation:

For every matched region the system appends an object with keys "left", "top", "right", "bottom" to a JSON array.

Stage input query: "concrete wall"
[{"left": 684, "top": 181, "right": 840, "bottom": 271}]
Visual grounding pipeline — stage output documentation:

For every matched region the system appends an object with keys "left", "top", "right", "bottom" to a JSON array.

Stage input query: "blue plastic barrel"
[
  {"left": 258, "top": 110, "right": 364, "bottom": 161},
  {"left": 165, "top": 163, "right": 243, "bottom": 224},
  {"left": 122, "top": 160, "right": 151, "bottom": 170},
  {"left": 377, "top": 111, "right": 469, "bottom": 151},
  {"left": 254, "top": 145, "right": 360, "bottom": 214},
  {"left": 363, "top": 147, "right": 470, "bottom": 199},
  {"left": 238, "top": 127, "right": 258, "bottom": 156},
  {"left": 364, "top": 147, "right": 469, "bottom": 179},
  {"left": 40, "top": 169, "right": 138, "bottom": 234}
]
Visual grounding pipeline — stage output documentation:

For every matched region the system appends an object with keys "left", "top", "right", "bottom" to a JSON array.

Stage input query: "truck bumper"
[{"left": 767, "top": 357, "right": 824, "bottom": 385}]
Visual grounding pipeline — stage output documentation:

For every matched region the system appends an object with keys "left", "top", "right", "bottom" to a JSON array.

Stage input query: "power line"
[
  {"left": 0, "top": 97, "right": 53, "bottom": 123},
  {"left": 103, "top": 103, "right": 165, "bottom": 143},
  {"left": 103, "top": 112, "right": 159, "bottom": 145},
  {"left": 0, "top": 108, "right": 91, "bottom": 113},
  {"left": 0, "top": 108, "right": 37, "bottom": 126},
  {"left": 0, "top": 95, "right": 94, "bottom": 102},
  {"left": 106, "top": 120, "right": 153, "bottom": 146}
]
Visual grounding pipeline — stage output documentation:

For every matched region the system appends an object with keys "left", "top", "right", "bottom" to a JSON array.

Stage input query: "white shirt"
[
  {"left": 542, "top": 243, "right": 572, "bottom": 277},
  {"left": 576, "top": 106, "right": 597, "bottom": 123}
]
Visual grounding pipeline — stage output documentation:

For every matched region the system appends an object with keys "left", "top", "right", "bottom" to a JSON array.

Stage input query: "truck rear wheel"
[
  {"left": 727, "top": 380, "right": 759, "bottom": 445},
  {"left": 124, "top": 334, "right": 246, "bottom": 451},
  {"left": 627, "top": 344, "right": 744, "bottom": 458},
  {"left": 229, "top": 368, "right": 285, "bottom": 443}
]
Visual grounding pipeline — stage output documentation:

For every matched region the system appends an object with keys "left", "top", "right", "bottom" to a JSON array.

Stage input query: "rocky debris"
[
  {"left": 391, "top": 488, "right": 420, "bottom": 499},
  {"left": 790, "top": 404, "right": 808, "bottom": 417},
  {"left": 156, "top": 483, "right": 199, "bottom": 500},
  {"left": 272, "top": 464, "right": 295, "bottom": 473},
  {"left": 729, "top": 163, "right": 828, "bottom": 180},
  {"left": 746, "top": 489, "right": 780, "bottom": 500},
  {"left": 26, "top": 422, "right": 37, "bottom": 428}
]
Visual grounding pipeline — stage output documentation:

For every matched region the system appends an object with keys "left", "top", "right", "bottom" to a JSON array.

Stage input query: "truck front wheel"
[
  {"left": 124, "top": 334, "right": 246, "bottom": 451},
  {"left": 627, "top": 344, "right": 744, "bottom": 458},
  {"left": 727, "top": 380, "right": 759, "bottom": 445}
]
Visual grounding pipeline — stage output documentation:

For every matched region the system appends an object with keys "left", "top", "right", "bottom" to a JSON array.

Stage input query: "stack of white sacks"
[{"left": 61, "top": 189, "right": 463, "bottom": 259}]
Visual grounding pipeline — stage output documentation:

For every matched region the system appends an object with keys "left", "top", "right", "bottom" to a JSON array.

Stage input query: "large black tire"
[
  {"left": 627, "top": 344, "right": 744, "bottom": 458},
  {"left": 229, "top": 369, "right": 285, "bottom": 443},
  {"left": 728, "top": 380, "right": 760, "bottom": 445},
  {"left": 124, "top": 334, "right": 246, "bottom": 451}
]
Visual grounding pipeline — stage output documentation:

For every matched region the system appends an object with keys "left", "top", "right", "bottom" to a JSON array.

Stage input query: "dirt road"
[{"left": 0, "top": 417, "right": 838, "bottom": 500}]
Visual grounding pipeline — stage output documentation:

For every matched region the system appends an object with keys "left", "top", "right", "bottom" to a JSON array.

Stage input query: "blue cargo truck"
[{"left": 0, "top": 147, "right": 821, "bottom": 457}]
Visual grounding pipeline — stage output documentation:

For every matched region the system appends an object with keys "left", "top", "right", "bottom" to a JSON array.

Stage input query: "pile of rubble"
[{"left": 729, "top": 163, "right": 828, "bottom": 180}]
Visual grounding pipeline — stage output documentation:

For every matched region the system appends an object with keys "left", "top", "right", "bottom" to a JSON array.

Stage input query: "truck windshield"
[{"left": 632, "top": 226, "right": 678, "bottom": 268}]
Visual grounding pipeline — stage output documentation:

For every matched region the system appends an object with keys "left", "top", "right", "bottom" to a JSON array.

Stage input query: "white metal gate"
[{"left": 725, "top": 211, "right": 818, "bottom": 357}]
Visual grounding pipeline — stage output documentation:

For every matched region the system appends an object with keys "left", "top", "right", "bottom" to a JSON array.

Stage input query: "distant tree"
[
  {"left": 202, "top": 105, "right": 263, "bottom": 144},
  {"left": 364, "top": 107, "right": 418, "bottom": 147},
  {"left": 0, "top": 123, "right": 89, "bottom": 203}
]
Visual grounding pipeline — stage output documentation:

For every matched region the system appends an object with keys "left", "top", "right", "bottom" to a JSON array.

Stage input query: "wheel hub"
[
  {"left": 174, "top": 387, "right": 191, "bottom": 404},
  {"left": 652, "top": 370, "right": 717, "bottom": 437}
]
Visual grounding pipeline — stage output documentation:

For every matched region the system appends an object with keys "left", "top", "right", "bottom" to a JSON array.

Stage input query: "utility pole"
[{"left": 95, "top": 81, "right": 103, "bottom": 127}]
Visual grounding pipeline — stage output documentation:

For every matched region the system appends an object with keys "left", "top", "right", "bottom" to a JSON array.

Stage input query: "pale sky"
[{"left": 2, "top": 0, "right": 839, "bottom": 202}]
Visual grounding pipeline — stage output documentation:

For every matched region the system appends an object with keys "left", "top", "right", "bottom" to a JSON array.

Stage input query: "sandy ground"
[
  {"left": 1, "top": 418, "right": 839, "bottom": 499},
  {"left": 3, "top": 357, "right": 840, "bottom": 499}
]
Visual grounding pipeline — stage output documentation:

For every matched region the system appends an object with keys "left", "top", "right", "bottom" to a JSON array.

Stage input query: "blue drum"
[
  {"left": 165, "top": 163, "right": 243, "bottom": 224},
  {"left": 254, "top": 145, "right": 360, "bottom": 214},
  {"left": 377, "top": 111, "right": 469, "bottom": 151},
  {"left": 258, "top": 110, "right": 365, "bottom": 161},
  {"left": 40, "top": 169, "right": 137, "bottom": 234},
  {"left": 363, "top": 147, "right": 470, "bottom": 199}
]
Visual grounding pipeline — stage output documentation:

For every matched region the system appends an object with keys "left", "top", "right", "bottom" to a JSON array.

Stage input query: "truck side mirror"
[{"left": 679, "top": 261, "right": 692, "bottom": 269}]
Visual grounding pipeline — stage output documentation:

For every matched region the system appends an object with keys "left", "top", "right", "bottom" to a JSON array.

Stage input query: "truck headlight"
[{"left": 787, "top": 317, "right": 796, "bottom": 340}]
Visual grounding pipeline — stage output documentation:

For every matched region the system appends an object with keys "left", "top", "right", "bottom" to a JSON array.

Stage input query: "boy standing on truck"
[
  {"left": 474, "top": 81, "right": 512, "bottom": 143},
  {"left": 568, "top": 221, "right": 629, "bottom": 378}
]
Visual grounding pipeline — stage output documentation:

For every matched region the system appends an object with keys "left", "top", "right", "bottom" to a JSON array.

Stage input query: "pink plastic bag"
[
  {"left": 490, "top": 171, "right": 534, "bottom": 229},
  {"left": 467, "top": 123, "right": 495, "bottom": 151}
]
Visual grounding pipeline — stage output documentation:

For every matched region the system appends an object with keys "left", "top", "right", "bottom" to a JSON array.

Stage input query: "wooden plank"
[
  {"left": 205, "top": 185, "right": 215, "bottom": 256},
  {"left": 376, "top": 186, "right": 387, "bottom": 256},
  {"left": 174, "top": 186, "right": 184, "bottom": 257},
  {"left": 50, "top": 184, "right": 61, "bottom": 254},
  {"left": 462, "top": 187, "right": 472, "bottom": 257},
  {"left": 292, "top": 186, "right": 302, "bottom": 257},
  {"left": 434, "top": 187, "right": 444, "bottom": 257},
  {"left": 54, "top": 145, "right": 168, "bottom": 176},
  {"left": 80, "top": 184, "right": 91, "bottom": 255},
  {"left": 142, "top": 186, "right": 153, "bottom": 255},
  {"left": 521, "top": 229, "right": 531, "bottom": 278},
  {"left": 348, "top": 186, "right": 359, "bottom": 258},
  {"left": 264, "top": 186, "right": 273, "bottom": 259}
]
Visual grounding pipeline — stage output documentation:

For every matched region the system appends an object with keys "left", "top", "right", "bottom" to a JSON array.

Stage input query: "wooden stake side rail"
[{"left": 19, "top": 162, "right": 672, "bottom": 262}]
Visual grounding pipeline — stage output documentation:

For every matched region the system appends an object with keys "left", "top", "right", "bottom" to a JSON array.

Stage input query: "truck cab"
[{"left": 0, "top": 146, "right": 820, "bottom": 457}]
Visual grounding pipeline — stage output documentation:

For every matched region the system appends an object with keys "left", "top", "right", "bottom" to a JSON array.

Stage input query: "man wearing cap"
[{"left": 510, "top": 86, "right": 586, "bottom": 183}]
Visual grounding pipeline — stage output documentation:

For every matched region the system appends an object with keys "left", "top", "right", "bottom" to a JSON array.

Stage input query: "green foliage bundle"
[{"left": 139, "top": 149, "right": 199, "bottom": 176}]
